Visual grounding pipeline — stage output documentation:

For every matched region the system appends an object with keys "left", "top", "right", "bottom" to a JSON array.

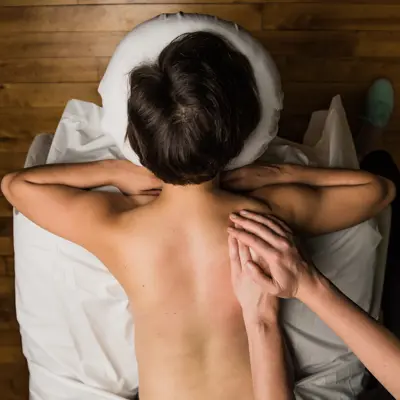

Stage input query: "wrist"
[
  {"left": 296, "top": 270, "right": 329, "bottom": 304},
  {"left": 243, "top": 307, "right": 279, "bottom": 328}
]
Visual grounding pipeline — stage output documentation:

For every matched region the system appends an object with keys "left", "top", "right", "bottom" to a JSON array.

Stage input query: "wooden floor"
[{"left": 1, "top": 0, "right": 400, "bottom": 398}]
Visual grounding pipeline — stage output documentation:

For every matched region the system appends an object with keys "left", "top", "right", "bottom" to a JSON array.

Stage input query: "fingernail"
[
  {"left": 230, "top": 213, "right": 239, "bottom": 220},
  {"left": 240, "top": 210, "right": 249, "bottom": 216},
  {"left": 227, "top": 227, "right": 234, "bottom": 233}
]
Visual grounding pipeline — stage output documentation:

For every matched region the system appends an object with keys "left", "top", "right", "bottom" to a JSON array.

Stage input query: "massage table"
[{"left": 13, "top": 13, "right": 390, "bottom": 400}]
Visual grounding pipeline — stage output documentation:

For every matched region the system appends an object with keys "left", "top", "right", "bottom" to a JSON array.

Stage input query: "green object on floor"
[{"left": 364, "top": 78, "right": 394, "bottom": 129}]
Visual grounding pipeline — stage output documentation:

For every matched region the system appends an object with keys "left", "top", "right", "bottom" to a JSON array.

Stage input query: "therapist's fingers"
[
  {"left": 230, "top": 214, "right": 290, "bottom": 249},
  {"left": 238, "top": 239, "right": 252, "bottom": 267},
  {"left": 228, "top": 235, "right": 242, "bottom": 278},
  {"left": 228, "top": 227, "right": 277, "bottom": 260},
  {"left": 235, "top": 211, "right": 292, "bottom": 237},
  {"left": 246, "top": 261, "right": 279, "bottom": 296},
  {"left": 234, "top": 222, "right": 252, "bottom": 267},
  {"left": 242, "top": 210, "right": 291, "bottom": 233}
]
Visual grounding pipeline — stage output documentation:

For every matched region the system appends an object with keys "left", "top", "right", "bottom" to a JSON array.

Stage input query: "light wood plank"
[
  {"left": 4, "top": 0, "right": 400, "bottom": 4},
  {"left": 262, "top": 4, "right": 400, "bottom": 31},
  {"left": 0, "top": 5, "right": 262, "bottom": 33},
  {"left": 97, "top": 57, "right": 111, "bottom": 81},
  {"left": 0, "top": 83, "right": 100, "bottom": 108},
  {"left": 0, "top": 108, "right": 63, "bottom": 137},
  {"left": 2, "top": 0, "right": 77, "bottom": 4},
  {"left": 0, "top": 58, "right": 102, "bottom": 83},
  {"left": 0, "top": 32, "right": 124, "bottom": 59},
  {"left": 3, "top": 0, "right": 257, "bottom": 4},
  {"left": 3, "top": 31, "right": 400, "bottom": 60}
]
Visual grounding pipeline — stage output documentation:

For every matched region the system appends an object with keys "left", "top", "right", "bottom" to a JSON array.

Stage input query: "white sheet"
[{"left": 14, "top": 97, "right": 389, "bottom": 399}]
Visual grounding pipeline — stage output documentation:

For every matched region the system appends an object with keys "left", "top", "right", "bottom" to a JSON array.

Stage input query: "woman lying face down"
[{"left": 1, "top": 31, "right": 395, "bottom": 400}]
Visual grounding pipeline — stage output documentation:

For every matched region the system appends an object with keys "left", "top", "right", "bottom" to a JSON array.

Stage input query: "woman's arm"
[
  {"left": 223, "top": 163, "right": 395, "bottom": 235},
  {"left": 228, "top": 235, "right": 292, "bottom": 400},
  {"left": 229, "top": 211, "right": 400, "bottom": 399},
  {"left": 1, "top": 160, "right": 161, "bottom": 249}
]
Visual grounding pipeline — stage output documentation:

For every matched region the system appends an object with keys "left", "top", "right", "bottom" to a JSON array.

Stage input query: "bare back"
[{"left": 100, "top": 189, "right": 270, "bottom": 400}]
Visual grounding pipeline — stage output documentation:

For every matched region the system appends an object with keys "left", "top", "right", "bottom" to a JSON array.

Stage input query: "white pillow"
[{"left": 99, "top": 12, "right": 283, "bottom": 170}]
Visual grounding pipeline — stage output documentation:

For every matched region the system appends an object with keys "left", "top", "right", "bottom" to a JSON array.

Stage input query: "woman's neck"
[{"left": 158, "top": 177, "right": 219, "bottom": 206}]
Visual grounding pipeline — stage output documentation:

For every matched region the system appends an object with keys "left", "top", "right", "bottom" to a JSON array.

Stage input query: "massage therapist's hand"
[
  {"left": 228, "top": 231, "right": 279, "bottom": 324},
  {"left": 228, "top": 211, "right": 320, "bottom": 299}
]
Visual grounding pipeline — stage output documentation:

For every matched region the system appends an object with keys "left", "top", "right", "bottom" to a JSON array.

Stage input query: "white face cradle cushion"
[{"left": 99, "top": 12, "right": 283, "bottom": 170}]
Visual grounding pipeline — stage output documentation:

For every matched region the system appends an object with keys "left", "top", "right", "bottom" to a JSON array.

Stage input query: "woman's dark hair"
[{"left": 126, "top": 31, "right": 261, "bottom": 185}]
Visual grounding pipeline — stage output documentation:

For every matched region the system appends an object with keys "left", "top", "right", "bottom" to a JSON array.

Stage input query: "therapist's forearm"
[
  {"left": 244, "top": 317, "right": 292, "bottom": 400},
  {"left": 298, "top": 275, "right": 400, "bottom": 398}
]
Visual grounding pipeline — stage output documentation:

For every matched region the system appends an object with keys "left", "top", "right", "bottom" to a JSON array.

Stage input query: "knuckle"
[{"left": 278, "top": 237, "right": 291, "bottom": 249}]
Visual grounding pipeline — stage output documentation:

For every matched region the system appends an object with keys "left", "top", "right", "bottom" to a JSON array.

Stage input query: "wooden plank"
[
  {"left": 2, "top": 0, "right": 77, "bottom": 4},
  {"left": 0, "top": 83, "right": 100, "bottom": 108},
  {"left": 0, "top": 108, "right": 62, "bottom": 137},
  {"left": 3, "top": 31, "right": 400, "bottom": 60},
  {"left": 282, "top": 82, "right": 366, "bottom": 115},
  {"left": 0, "top": 362, "right": 28, "bottom": 400},
  {"left": 0, "top": 217, "right": 13, "bottom": 256},
  {"left": 0, "top": 5, "right": 262, "bottom": 33},
  {"left": 0, "top": 331, "right": 20, "bottom": 347},
  {"left": 255, "top": 31, "right": 400, "bottom": 58},
  {"left": 0, "top": 295, "right": 17, "bottom": 330},
  {"left": 97, "top": 57, "right": 111, "bottom": 81},
  {"left": 5, "top": 257, "right": 14, "bottom": 277},
  {"left": 262, "top": 4, "right": 400, "bottom": 31},
  {"left": 276, "top": 56, "right": 400, "bottom": 83},
  {"left": 0, "top": 198, "right": 13, "bottom": 218},
  {"left": 4, "top": 0, "right": 400, "bottom": 4},
  {"left": 0, "top": 258, "right": 5, "bottom": 276},
  {"left": 0, "top": 278, "right": 14, "bottom": 297},
  {"left": 0, "top": 346, "right": 24, "bottom": 364},
  {"left": 0, "top": 58, "right": 102, "bottom": 83},
  {"left": 0, "top": 153, "right": 26, "bottom": 171},
  {"left": 0, "top": 138, "right": 34, "bottom": 153},
  {"left": 0, "top": 32, "right": 124, "bottom": 59}
]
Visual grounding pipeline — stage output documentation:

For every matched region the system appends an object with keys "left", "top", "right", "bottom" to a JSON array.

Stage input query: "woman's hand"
[
  {"left": 228, "top": 232, "right": 279, "bottom": 325},
  {"left": 112, "top": 160, "right": 163, "bottom": 196},
  {"left": 228, "top": 211, "right": 320, "bottom": 299}
]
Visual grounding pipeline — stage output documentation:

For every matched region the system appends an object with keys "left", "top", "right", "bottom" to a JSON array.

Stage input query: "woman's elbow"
[
  {"left": 377, "top": 176, "right": 396, "bottom": 209},
  {"left": 1, "top": 172, "right": 20, "bottom": 204}
]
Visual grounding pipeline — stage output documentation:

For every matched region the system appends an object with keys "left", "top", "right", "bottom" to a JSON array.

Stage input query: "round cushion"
[{"left": 99, "top": 12, "right": 283, "bottom": 170}]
